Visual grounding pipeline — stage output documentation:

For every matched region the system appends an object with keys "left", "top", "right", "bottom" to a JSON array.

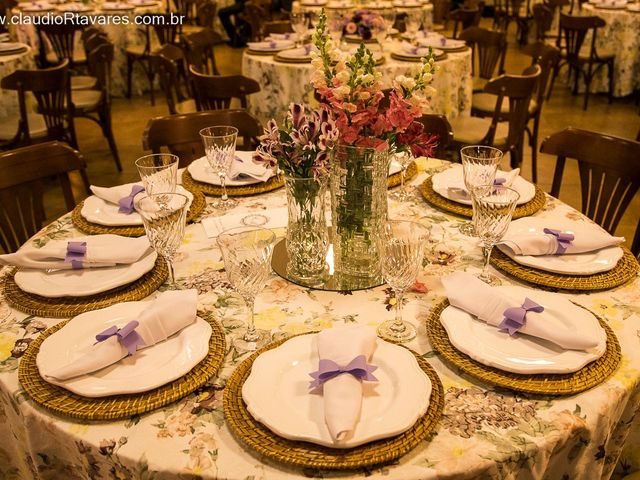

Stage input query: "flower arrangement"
[{"left": 342, "top": 9, "right": 386, "bottom": 41}]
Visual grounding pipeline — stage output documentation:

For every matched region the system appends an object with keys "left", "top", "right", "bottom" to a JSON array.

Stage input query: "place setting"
[
  {"left": 245, "top": 39, "right": 297, "bottom": 56},
  {"left": 390, "top": 41, "right": 446, "bottom": 62},
  {"left": 0, "top": 42, "right": 29, "bottom": 56},
  {"left": 274, "top": 44, "right": 316, "bottom": 64}
]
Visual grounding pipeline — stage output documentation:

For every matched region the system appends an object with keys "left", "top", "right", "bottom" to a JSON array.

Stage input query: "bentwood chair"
[
  {"left": 151, "top": 44, "right": 195, "bottom": 115},
  {"left": 448, "top": 6, "right": 483, "bottom": 39},
  {"left": 142, "top": 109, "right": 262, "bottom": 167},
  {"left": 540, "top": 128, "right": 640, "bottom": 249},
  {"left": 459, "top": 27, "right": 508, "bottom": 92},
  {"left": 189, "top": 66, "right": 261, "bottom": 110},
  {"left": 182, "top": 28, "right": 222, "bottom": 75},
  {"left": 417, "top": 114, "right": 454, "bottom": 159},
  {"left": 263, "top": 20, "right": 294, "bottom": 36},
  {"left": 0, "top": 141, "right": 89, "bottom": 253}
]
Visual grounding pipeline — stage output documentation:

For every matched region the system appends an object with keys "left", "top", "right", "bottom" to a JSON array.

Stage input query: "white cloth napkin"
[
  {"left": 201, "top": 207, "right": 288, "bottom": 238},
  {"left": 90, "top": 182, "right": 145, "bottom": 208},
  {"left": 399, "top": 41, "right": 433, "bottom": 57},
  {"left": 0, "top": 235, "right": 151, "bottom": 270},
  {"left": 499, "top": 226, "right": 624, "bottom": 256},
  {"left": 314, "top": 325, "right": 378, "bottom": 443},
  {"left": 442, "top": 272, "right": 599, "bottom": 350},
  {"left": 446, "top": 168, "right": 520, "bottom": 201},
  {"left": 228, "top": 151, "right": 273, "bottom": 182},
  {"left": 40, "top": 289, "right": 198, "bottom": 381},
  {"left": 268, "top": 33, "right": 299, "bottom": 42},
  {"left": 247, "top": 40, "right": 295, "bottom": 50}
]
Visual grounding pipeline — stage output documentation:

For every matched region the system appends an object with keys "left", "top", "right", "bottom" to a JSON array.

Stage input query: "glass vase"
[
  {"left": 330, "top": 144, "right": 391, "bottom": 285},
  {"left": 284, "top": 175, "right": 329, "bottom": 285}
]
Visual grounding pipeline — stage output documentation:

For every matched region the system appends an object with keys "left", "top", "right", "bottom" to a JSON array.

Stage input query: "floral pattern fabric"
[
  {"left": 0, "top": 48, "right": 36, "bottom": 119},
  {"left": 0, "top": 159, "right": 639, "bottom": 479}
]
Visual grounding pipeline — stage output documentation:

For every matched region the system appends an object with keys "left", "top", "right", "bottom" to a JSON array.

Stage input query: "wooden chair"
[
  {"left": 540, "top": 128, "right": 640, "bottom": 246},
  {"left": 0, "top": 141, "right": 89, "bottom": 253},
  {"left": 263, "top": 20, "right": 294, "bottom": 36},
  {"left": 417, "top": 114, "right": 454, "bottom": 159},
  {"left": 242, "top": 0, "right": 271, "bottom": 41},
  {"left": 189, "top": 66, "right": 261, "bottom": 110},
  {"left": 459, "top": 27, "right": 507, "bottom": 92},
  {"left": 432, "top": 0, "right": 452, "bottom": 31},
  {"left": 142, "top": 109, "right": 262, "bottom": 167},
  {"left": 151, "top": 44, "right": 195, "bottom": 115},
  {"left": 448, "top": 6, "right": 482, "bottom": 39},
  {"left": 0, "top": 60, "right": 77, "bottom": 150},
  {"left": 182, "top": 28, "right": 221, "bottom": 75},
  {"left": 36, "top": 23, "right": 86, "bottom": 69},
  {"left": 181, "top": 1, "right": 219, "bottom": 34},
  {"left": 451, "top": 64, "right": 541, "bottom": 168},
  {"left": 532, "top": 3, "right": 553, "bottom": 41}
]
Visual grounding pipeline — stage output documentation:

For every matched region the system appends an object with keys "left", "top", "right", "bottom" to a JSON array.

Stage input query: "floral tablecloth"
[
  {"left": 242, "top": 44, "right": 472, "bottom": 126},
  {"left": 0, "top": 46, "right": 36, "bottom": 120},
  {"left": 1, "top": 158, "right": 639, "bottom": 479}
]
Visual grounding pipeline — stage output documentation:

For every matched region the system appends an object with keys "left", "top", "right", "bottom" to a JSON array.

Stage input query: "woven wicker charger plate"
[
  {"left": 224, "top": 334, "right": 444, "bottom": 471},
  {"left": 388, "top": 161, "right": 418, "bottom": 188},
  {"left": 426, "top": 298, "right": 621, "bottom": 395},
  {"left": 3, "top": 257, "right": 168, "bottom": 318},
  {"left": 390, "top": 52, "right": 448, "bottom": 62},
  {"left": 182, "top": 169, "right": 285, "bottom": 197},
  {"left": 490, "top": 247, "right": 639, "bottom": 292},
  {"left": 71, "top": 189, "right": 206, "bottom": 237},
  {"left": 419, "top": 176, "right": 546, "bottom": 219},
  {"left": 18, "top": 311, "right": 226, "bottom": 421}
]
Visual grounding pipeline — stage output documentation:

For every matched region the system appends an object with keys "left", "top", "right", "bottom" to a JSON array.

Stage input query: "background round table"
[{"left": 0, "top": 45, "right": 35, "bottom": 119}]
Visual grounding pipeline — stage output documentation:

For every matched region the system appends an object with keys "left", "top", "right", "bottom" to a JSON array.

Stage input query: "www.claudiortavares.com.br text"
[{"left": 0, "top": 11, "right": 184, "bottom": 26}]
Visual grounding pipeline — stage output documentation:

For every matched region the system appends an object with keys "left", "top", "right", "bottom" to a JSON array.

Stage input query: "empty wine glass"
[
  {"left": 472, "top": 185, "right": 520, "bottom": 285},
  {"left": 135, "top": 192, "right": 189, "bottom": 289},
  {"left": 404, "top": 9, "right": 422, "bottom": 43},
  {"left": 217, "top": 227, "right": 276, "bottom": 351},
  {"left": 459, "top": 145, "right": 503, "bottom": 237},
  {"left": 390, "top": 151, "right": 414, "bottom": 201},
  {"left": 377, "top": 220, "right": 428, "bottom": 342},
  {"left": 135, "top": 153, "right": 179, "bottom": 204},
  {"left": 290, "top": 12, "right": 309, "bottom": 47},
  {"left": 326, "top": 10, "right": 345, "bottom": 47},
  {"left": 200, "top": 125, "right": 239, "bottom": 211}
]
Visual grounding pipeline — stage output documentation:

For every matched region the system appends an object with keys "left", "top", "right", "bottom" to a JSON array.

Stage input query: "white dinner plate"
[
  {"left": 393, "top": 46, "right": 444, "bottom": 58},
  {"left": 246, "top": 40, "right": 295, "bottom": 52},
  {"left": 431, "top": 163, "right": 535, "bottom": 205},
  {"left": 497, "top": 217, "right": 624, "bottom": 274},
  {"left": 0, "top": 42, "right": 26, "bottom": 52},
  {"left": 36, "top": 302, "right": 212, "bottom": 396},
  {"left": 187, "top": 151, "right": 274, "bottom": 186},
  {"left": 242, "top": 334, "right": 431, "bottom": 448},
  {"left": 418, "top": 37, "right": 466, "bottom": 50},
  {"left": 277, "top": 46, "right": 314, "bottom": 59},
  {"left": 81, "top": 184, "right": 193, "bottom": 226},
  {"left": 14, "top": 249, "right": 157, "bottom": 297},
  {"left": 440, "top": 286, "right": 607, "bottom": 374}
]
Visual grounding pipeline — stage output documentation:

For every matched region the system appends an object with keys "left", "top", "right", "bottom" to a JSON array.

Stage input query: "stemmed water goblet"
[
  {"left": 404, "top": 9, "right": 422, "bottom": 44},
  {"left": 326, "top": 10, "right": 345, "bottom": 48},
  {"left": 472, "top": 185, "right": 520, "bottom": 285},
  {"left": 389, "top": 151, "right": 413, "bottom": 201},
  {"left": 217, "top": 227, "right": 276, "bottom": 351},
  {"left": 459, "top": 145, "right": 503, "bottom": 236},
  {"left": 290, "top": 11, "right": 309, "bottom": 47},
  {"left": 200, "top": 125, "right": 239, "bottom": 211},
  {"left": 135, "top": 192, "right": 189, "bottom": 289},
  {"left": 134, "top": 153, "right": 179, "bottom": 205},
  {"left": 376, "top": 220, "right": 428, "bottom": 342}
]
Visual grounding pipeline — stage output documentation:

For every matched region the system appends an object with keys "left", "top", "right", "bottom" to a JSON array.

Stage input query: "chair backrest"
[
  {"left": 521, "top": 41, "right": 560, "bottom": 108},
  {"left": 459, "top": 26, "right": 507, "bottom": 79},
  {"left": 263, "top": 20, "right": 294, "bottom": 36},
  {"left": 82, "top": 30, "right": 110, "bottom": 68},
  {"left": 37, "top": 23, "right": 84, "bottom": 67},
  {"left": 195, "top": 0, "right": 217, "bottom": 28},
  {"left": 0, "top": 141, "right": 88, "bottom": 253},
  {"left": 449, "top": 7, "right": 482, "bottom": 38},
  {"left": 189, "top": 66, "right": 261, "bottom": 110},
  {"left": 243, "top": 1, "right": 270, "bottom": 41},
  {"left": 86, "top": 42, "right": 114, "bottom": 101},
  {"left": 559, "top": 13, "right": 605, "bottom": 64},
  {"left": 182, "top": 28, "right": 221, "bottom": 75},
  {"left": 151, "top": 44, "right": 191, "bottom": 115},
  {"left": 172, "top": 0, "right": 199, "bottom": 24},
  {"left": 540, "top": 128, "right": 640, "bottom": 236},
  {"left": 142, "top": 109, "right": 263, "bottom": 167},
  {"left": 532, "top": 3, "right": 553, "bottom": 40},
  {"left": 137, "top": 13, "right": 180, "bottom": 53},
  {"left": 417, "top": 114, "right": 454, "bottom": 158},
  {"left": 432, "top": 0, "right": 451, "bottom": 25},
  {"left": 0, "top": 59, "right": 76, "bottom": 148}
]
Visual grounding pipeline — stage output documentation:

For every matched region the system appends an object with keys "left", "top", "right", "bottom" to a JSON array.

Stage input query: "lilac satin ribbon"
[
  {"left": 283, "top": 33, "right": 291, "bottom": 40},
  {"left": 268, "top": 40, "right": 277, "bottom": 48},
  {"left": 303, "top": 44, "right": 312, "bottom": 55},
  {"left": 118, "top": 185, "right": 145, "bottom": 214},
  {"left": 409, "top": 47, "right": 419, "bottom": 55},
  {"left": 493, "top": 177, "right": 506, "bottom": 186},
  {"left": 498, "top": 297, "right": 544, "bottom": 335},
  {"left": 95, "top": 320, "right": 146, "bottom": 356},
  {"left": 65, "top": 241, "right": 86, "bottom": 269},
  {"left": 440, "top": 37, "right": 447, "bottom": 46},
  {"left": 309, "top": 355, "right": 378, "bottom": 390},
  {"left": 543, "top": 228, "right": 574, "bottom": 254}
]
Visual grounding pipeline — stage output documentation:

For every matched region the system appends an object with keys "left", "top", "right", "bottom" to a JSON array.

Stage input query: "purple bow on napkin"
[
  {"left": 440, "top": 37, "right": 447, "bottom": 46},
  {"left": 268, "top": 40, "right": 277, "bottom": 48},
  {"left": 303, "top": 44, "right": 312, "bottom": 55},
  {"left": 498, "top": 297, "right": 544, "bottom": 335},
  {"left": 309, "top": 355, "right": 378, "bottom": 390},
  {"left": 493, "top": 177, "right": 506, "bottom": 186},
  {"left": 95, "top": 320, "right": 146, "bottom": 356},
  {"left": 118, "top": 185, "right": 145, "bottom": 214},
  {"left": 65, "top": 241, "right": 86, "bottom": 269},
  {"left": 543, "top": 228, "right": 575, "bottom": 254}
]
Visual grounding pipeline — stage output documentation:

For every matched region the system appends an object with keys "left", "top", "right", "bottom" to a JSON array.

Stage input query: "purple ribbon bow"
[
  {"left": 268, "top": 40, "right": 277, "bottom": 48},
  {"left": 543, "top": 228, "right": 574, "bottom": 254},
  {"left": 409, "top": 46, "right": 419, "bottom": 55},
  {"left": 65, "top": 241, "right": 86, "bottom": 269},
  {"left": 309, "top": 355, "right": 378, "bottom": 390},
  {"left": 118, "top": 185, "right": 145, "bottom": 214},
  {"left": 303, "top": 44, "right": 312, "bottom": 55},
  {"left": 284, "top": 32, "right": 291, "bottom": 39},
  {"left": 498, "top": 297, "right": 544, "bottom": 335},
  {"left": 95, "top": 320, "right": 146, "bottom": 356},
  {"left": 440, "top": 37, "right": 447, "bottom": 46},
  {"left": 493, "top": 177, "right": 506, "bottom": 186}
]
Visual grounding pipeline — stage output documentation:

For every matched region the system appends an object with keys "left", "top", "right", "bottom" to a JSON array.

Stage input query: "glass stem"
[
  {"left": 165, "top": 255, "right": 176, "bottom": 288},
  {"left": 400, "top": 167, "right": 406, "bottom": 196},
  {"left": 219, "top": 173, "right": 229, "bottom": 202},
  {"left": 480, "top": 243, "right": 494, "bottom": 280},
  {"left": 392, "top": 290, "right": 406, "bottom": 332},
  {"left": 244, "top": 297, "right": 260, "bottom": 342}
]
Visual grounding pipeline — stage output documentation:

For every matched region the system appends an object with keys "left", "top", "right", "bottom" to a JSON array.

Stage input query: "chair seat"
[
  {"left": 71, "top": 75, "right": 97, "bottom": 90},
  {"left": 472, "top": 76, "right": 488, "bottom": 92},
  {"left": 0, "top": 113, "right": 48, "bottom": 140},
  {"left": 432, "top": 23, "right": 446, "bottom": 31},
  {"left": 472, "top": 92, "right": 538, "bottom": 115},
  {"left": 45, "top": 49, "right": 87, "bottom": 66},
  {"left": 71, "top": 90, "right": 103, "bottom": 110},
  {"left": 181, "top": 25, "right": 205, "bottom": 35},
  {"left": 175, "top": 99, "right": 197, "bottom": 114},
  {"left": 450, "top": 115, "right": 509, "bottom": 145},
  {"left": 578, "top": 48, "right": 615, "bottom": 61},
  {"left": 125, "top": 44, "right": 148, "bottom": 57}
]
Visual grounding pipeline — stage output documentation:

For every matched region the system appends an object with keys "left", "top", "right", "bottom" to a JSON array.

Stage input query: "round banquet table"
[
  {"left": 242, "top": 43, "right": 472, "bottom": 127},
  {"left": 1, "top": 158, "right": 639, "bottom": 479},
  {"left": 0, "top": 45, "right": 36, "bottom": 119}
]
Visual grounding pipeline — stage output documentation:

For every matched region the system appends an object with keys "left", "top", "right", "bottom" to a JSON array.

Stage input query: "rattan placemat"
[
  {"left": 224, "top": 334, "right": 444, "bottom": 471},
  {"left": 390, "top": 52, "right": 448, "bottom": 62},
  {"left": 71, "top": 189, "right": 206, "bottom": 237},
  {"left": 426, "top": 298, "right": 621, "bottom": 395},
  {"left": 3, "top": 257, "right": 168, "bottom": 318},
  {"left": 18, "top": 311, "right": 226, "bottom": 421},
  {"left": 274, "top": 54, "right": 311, "bottom": 64},
  {"left": 490, "top": 247, "right": 639, "bottom": 292},
  {"left": 419, "top": 176, "right": 546, "bottom": 219},
  {"left": 182, "top": 170, "right": 285, "bottom": 197},
  {"left": 388, "top": 161, "right": 418, "bottom": 188}
]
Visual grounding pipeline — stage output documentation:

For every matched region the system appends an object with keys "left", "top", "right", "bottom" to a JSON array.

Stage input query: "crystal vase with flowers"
[
  {"left": 342, "top": 9, "right": 386, "bottom": 42},
  {"left": 254, "top": 103, "right": 339, "bottom": 285},
  {"left": 312, "top": 10, "right": 439, "bottom": 284}
]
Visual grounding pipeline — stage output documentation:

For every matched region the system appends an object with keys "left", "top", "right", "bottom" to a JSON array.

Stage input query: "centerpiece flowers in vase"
[
  {"left": 311, "top": 10, "right": 439, "bottom": 285},
  {"left": 343, "top": 9, "right": 386, "bottom": 41},
  {"left": 254, "top": 103, "right": 339, "bottom": 285}
]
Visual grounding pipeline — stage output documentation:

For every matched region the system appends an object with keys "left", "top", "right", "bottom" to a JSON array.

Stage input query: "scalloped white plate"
[{"left": 187, "top": 151, "right": 275, "bottom": 186}]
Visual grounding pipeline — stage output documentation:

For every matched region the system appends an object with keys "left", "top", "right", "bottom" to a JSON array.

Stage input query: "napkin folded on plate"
[
  {"left": 228, "top": 152, "right": 273, "bottom": 182},
  {"left": 41, "top": 289, "right": 198, "bottom": 381},
  {"left": 90, "top": 183, "right": 145, "bottom": 214},
  {"left": 442, "top": 272, "right": 599, "bottom": 350},
  {"left": 447, "top": 168, "right": 520, "bottom": 201},
  {"left": 201, "top": 207, "right": 287, "bottom": 238},
  {"left": 499, "top": 226, "right": 624, "bottom": 256},
  {"left": 267, "top": 32, "right": 299, "bottom": 41},
  {"left": 310, "top": 325, "right": 378, "bottom": 443},
  {"left": 399, "top": 41, "right": 433, "bottom": 57},
  {"left": 0, "top": 235, "right": 151, "bottom": 270},
  {"left": 247, "top": 40, "right": 294, "bottom": 50}
]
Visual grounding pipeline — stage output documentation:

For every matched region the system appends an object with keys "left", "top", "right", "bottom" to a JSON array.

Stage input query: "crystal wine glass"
[
  {"left": 389, "top": 151, "right": 414, "bottom": 201},
  {"left": 377, "top": 220, "right": 428, "bottom": 342},
  {"left": 290, "top": 12, "right": 309, "bottom": 47},
  {"left": 459, "top": 145, "right": 503, "bottom": 237},
  {"left": 326, "top": 10, "right": 345, "bottom": 47},
  {"left": 404, "top": 9, "right": 422, "bottom": 43},
  {"left": 200, "top": 125, "right": 239, "bottom": 211},
  {"left": 472, "top": 185, "right": 520, "bottom": 285},
  {"left": 135, "top": 192, "right": 189, "bottom": 289},
  {"left": 134, "top": 153, "right": 179, "bottom": 204},
  {"left": 217, "top": 226, "right": 276, "bottom": 351}
]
